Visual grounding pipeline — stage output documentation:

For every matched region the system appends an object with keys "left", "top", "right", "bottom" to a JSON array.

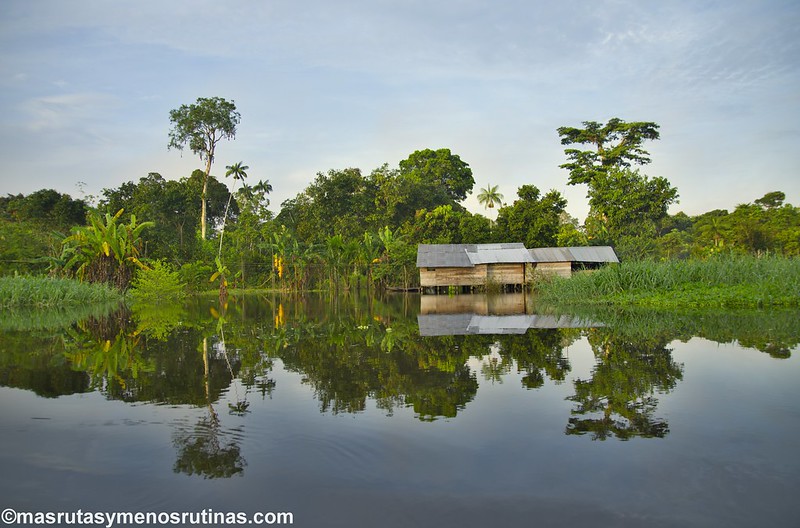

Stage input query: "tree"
[
  {"left": 493, "top": 185, "right": 566, "bottom": 248},
  {"left": 586, "top": 168, "right": 679, "bottom": 242},
  {"left": 755, "top": 191, "right": 786, "bottom": 210},
  {"left": 557, "top": 118, "right": 660, "bottom": 186},
  {"left": 218, "top": 161, "right": 249, "bottom": 259},
  {"left": 168, "top": 97, "right": 241, "bottom": 240},
  {"left": 477, "top": 185, "right": 503, "bottom": 209},
  {"left": 399, "top": 148, "right": 475, "bottom": 202}
]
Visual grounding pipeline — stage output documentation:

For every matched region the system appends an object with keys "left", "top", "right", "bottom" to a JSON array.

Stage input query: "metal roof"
[
  {"left": 418, "top": 244, "right": 618, "bottom": 267},
  {"left": 566, "top": 246, "right": 619, "bottom": 263},
  {"left": 528, "top": 247, "right": 574, "bottom": 262},
  {"left": 417, "top": 243, "right": 532, "bottom": 268},
  {"left": 528, "top": 246, "right": 619, "bottom": 263},
  {"left": 466, "top": 244, "right": 534, "bottom": 265},
  {"left": 416, "top": 244, "right": 474, "bottom": 268}
]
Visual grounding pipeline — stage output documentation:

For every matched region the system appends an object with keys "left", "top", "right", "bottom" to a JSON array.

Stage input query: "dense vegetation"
[
  {"left": 0, "top": 276, "right": 121, "bottom": 309},
  {"left": 1, "top": 106, "right": 798, "bottom": 295},
  {"left": 536, "top": 255, "right": 800, "bottom": 308}
]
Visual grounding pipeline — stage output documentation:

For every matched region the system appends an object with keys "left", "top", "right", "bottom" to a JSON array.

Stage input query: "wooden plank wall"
[
  {"left": 487, "top": 263, "right": 526, "bottom": 285},
  {"left": 530, "top": 262, "right": 572, "bottom": 279},
  {"left": 420, "top": 265, "right": 488, "bottom": 286}
]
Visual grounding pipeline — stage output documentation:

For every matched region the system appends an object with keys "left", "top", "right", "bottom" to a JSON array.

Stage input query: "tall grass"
[
  {"left": 536, "top": 255, "right": 800, "bottom": 308},
  {"left": 0, "top": 276, "right": 122, "bottom": 309}
]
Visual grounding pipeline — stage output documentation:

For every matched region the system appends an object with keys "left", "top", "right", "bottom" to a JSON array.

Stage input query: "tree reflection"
[
  {"left": 566, "top": 329, "right": 684, "bottom": 440},
  {"left": 172, "top": 416, "right": 246, "bottom": 479}
]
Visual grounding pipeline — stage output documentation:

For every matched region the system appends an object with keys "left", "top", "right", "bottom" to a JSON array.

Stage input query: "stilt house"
[
  {"left": 416, "top": 244, "right": 619, "bottom": 289},
  {"left": 416, "top": 243, "right": 534, "bottom": 290}
]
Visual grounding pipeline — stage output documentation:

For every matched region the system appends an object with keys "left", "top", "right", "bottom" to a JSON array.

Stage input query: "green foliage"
[
  {"left": 0, "top": 189, "right": 87, "bottom": 230},
  {"left": 493, "top": 185, "right": 566, "bottom": 247},
  {"left": 168, "top": 97, "right": 240, "bottom": 161},
  {"left": 129, "top": 260, "right": 187, "bottom": 304},
  {"left": 536, "top": 255, "right": 800, "bottom": 308},
  {"left": 557, "top": 118, "right": 660, "bottom": 186},
  {"left": 0, "top": 218, "right": 55, "bottom": 275},
  {"left": 100, "top": 172, "right": 215, "bottom": 261},
  {"left": 168, "top": 96, "right": 241, "bottom": 240},
  {"left": 178, "top": 261, "right": 215, "bottom": 292},
  {"left": 0, "top": 276, "right": 121, "bottom": 309},
  {"left": 399, "top": 148, "right": 475, "bottom": 202},
  {"left": 397, "top": 205, "right": 493, "bottom": 246},
  {"left": 58, "top": 209, "right": 153, "bottom": 289},
  {"left": 584, "top": 168, "right": 679, "bottom": 246},
  {"left": 476, "top": 184, "right": 504, "bottom": 210}
]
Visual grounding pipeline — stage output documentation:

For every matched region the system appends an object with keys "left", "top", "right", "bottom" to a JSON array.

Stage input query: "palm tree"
[
  {"left": 218, "top": 161, "right": 249, "bottom": 259},
  {"left": 477, "top": 185, "right": 503, "bottom": 209}
]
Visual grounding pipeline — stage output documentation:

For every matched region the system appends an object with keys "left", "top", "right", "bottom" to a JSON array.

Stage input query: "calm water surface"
[{"left": 1, "top": 293, "right": 798, "bottom": 527}]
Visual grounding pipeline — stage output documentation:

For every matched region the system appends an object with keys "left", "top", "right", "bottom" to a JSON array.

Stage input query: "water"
[{"left": 1, "top": 293, "right": 798, "bottom": 527}]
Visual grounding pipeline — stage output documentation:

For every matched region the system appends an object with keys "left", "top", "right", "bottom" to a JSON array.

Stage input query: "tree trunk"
[{"left": 201, "top": 156, "right": 213, "bottom": 240}]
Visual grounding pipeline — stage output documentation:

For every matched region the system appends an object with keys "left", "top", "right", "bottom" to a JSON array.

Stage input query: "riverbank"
[{"left": 535, "top": 255, "right": 800, "bottom": 308}]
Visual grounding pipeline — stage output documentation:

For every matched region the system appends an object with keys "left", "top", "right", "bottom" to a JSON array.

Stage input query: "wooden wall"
[
  {"left": 420, "top": 263, "right": 527, "bottom": 287},
  {"left": 529, "top": 262, "right": 572, "bottom": 279},
  {"left": 487, "top": 263, "right": 526, "bottom": 285},
  {"left": 420, "top": 265, "right": 487, "bottom": 287}
]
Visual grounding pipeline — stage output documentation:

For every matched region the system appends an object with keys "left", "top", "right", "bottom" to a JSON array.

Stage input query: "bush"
[
  {"left": 178, "top": 260, "right": 215, "bottom": 292},
  {"left": 128, "top": 260, "right": 186, "bottom": 303}
]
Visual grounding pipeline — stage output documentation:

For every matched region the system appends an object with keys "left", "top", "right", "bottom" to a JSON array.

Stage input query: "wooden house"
[
  {"left": 416, "top": 243, "right": 534, "bottom": 290},
  {"left": 417, "top": 244, "right": 619, "bottom": 289}
]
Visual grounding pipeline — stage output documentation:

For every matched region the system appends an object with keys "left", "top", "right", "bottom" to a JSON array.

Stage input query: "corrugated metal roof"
[
  {"left": 416, "top": 244, "right": 474, "bottom": 268},
  {"left": 566, "top": 246, "right": 619, "bottom": 263},
  {"left": 528, "top": 247, "right": 574, "bottom": 262},
  {"left": 466, "top": 244, "right": 534, "bottom": 265},
  {"left": 418, "top": 244, "right": 618, "bottom": 267},
  {"left": 528, "top": 246, "right": 619, "bottom": 263},
  {"left": 417, "top": 243, "right": 532, "bottom": 268}
]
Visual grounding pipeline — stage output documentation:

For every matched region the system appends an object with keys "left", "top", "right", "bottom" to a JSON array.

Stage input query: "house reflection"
[{"left": 418, "top": 293, "right": 598, "bottom": 336}]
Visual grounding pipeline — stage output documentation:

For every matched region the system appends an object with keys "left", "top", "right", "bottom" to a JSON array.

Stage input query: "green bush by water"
[
  {"left": 128, "top": 260, "right": 187, "bottom": 304},
  {"left": 536, "top": 255, "right": 800, "bottom": 308},
  {"left": 0, "top": 275, "right": 122, "bottom": 309}
]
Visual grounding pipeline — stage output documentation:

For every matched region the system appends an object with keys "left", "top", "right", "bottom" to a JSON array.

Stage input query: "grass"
[
  {"left": 535, "top": 255, "right": 800, "bottom": 308},
  {"left": 0, "top": 275, "right": 122, "bottom": 309}
]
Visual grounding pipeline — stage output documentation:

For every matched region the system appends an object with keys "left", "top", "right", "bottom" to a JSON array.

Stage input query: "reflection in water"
[
  {"left": 172, "top": 415, "right": 247, "bottom": 479},
  {"left": 0, "top": 292, "right": 797, "bottom": 452},
  {"left": 566, "top": 329, "right": 683, "bottom": 440}
]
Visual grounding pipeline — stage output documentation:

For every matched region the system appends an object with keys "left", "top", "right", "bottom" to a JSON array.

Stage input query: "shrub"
[{"left": 128, "top": 260, "right": 186, "bottom": 304}]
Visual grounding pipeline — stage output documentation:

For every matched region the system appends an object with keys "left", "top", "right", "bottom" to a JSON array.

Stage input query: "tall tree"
[
  {"left": 399, "top": 148, "right": 475, "bottom": 202},
  {"left": 218, "top": 161, "right": 249, "bottom": 259},
  {"left": 477, "top": 184, "right": 503, "bottom": 209},
  {"left": 557, "top": 118, "right": 660, "bottom": 186},
  {"left": 168, "top": 97, "right": 241, "bottom": 240}
]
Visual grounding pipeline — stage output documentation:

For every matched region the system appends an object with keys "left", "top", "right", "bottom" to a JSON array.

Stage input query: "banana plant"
[
  {"left": 209, "top": 257, "right": 230, "bottom": 299},
  {"left": 59, "top": 209, "right": 153, "bottom": 288}
]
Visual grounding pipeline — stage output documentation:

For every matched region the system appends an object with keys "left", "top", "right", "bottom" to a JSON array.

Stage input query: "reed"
[
  {"left": 0, "top": 276, "right": 122, "bottom": 309},
  {"left": 536, "top": 255, "right": 800, "bottom": 308}
]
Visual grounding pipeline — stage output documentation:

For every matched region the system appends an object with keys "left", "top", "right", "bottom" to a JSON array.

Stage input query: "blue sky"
[{"left": 1, "top": 0, "right": 798, "bottom": 221}]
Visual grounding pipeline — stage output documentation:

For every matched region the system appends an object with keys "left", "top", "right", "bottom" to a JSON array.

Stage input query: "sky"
[{"left": 0, "top": 0, "right": 798, "bottom": 221}]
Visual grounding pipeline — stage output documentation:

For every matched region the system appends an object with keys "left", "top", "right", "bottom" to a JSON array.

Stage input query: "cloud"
[{"left": 21, "top": 92, "right": 119, "bottom": 134}]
